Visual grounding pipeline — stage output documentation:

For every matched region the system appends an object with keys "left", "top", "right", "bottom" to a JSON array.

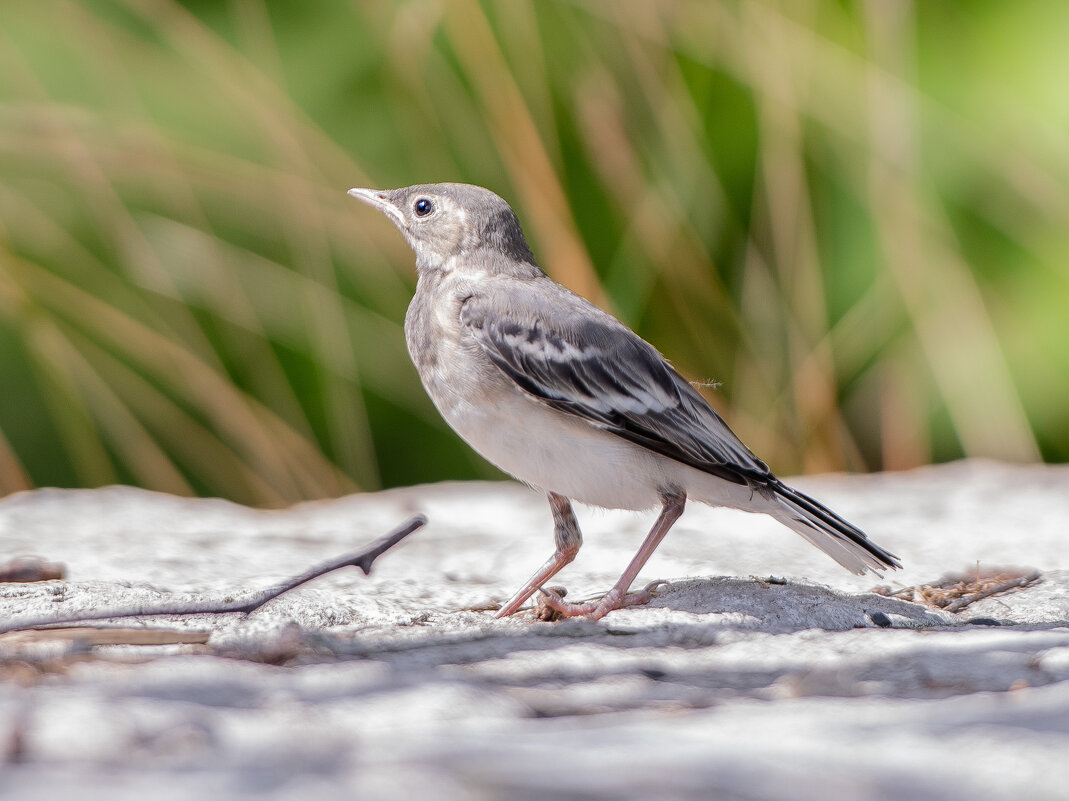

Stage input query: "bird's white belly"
[
  {"left": 451, "top": 393, "right": 665, "bottom": 509},
  {"left": 425, "top": 365, "right": 743, "bottom": 511}
]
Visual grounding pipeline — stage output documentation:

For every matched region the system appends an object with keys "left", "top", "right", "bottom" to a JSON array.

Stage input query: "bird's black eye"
[{"left": 414, "top": 198, "right": 434, "bottom": 217}]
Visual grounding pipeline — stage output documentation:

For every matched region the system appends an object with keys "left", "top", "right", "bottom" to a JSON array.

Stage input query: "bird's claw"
[
  {"left": 534, "top": 586, "right": 569, "bottom": 622},
  {"left": 533, "top": 580, "right": 670, "bottom": 621},
  {"left": 640, "top": 579, "right": 670, "bottom": 598}
]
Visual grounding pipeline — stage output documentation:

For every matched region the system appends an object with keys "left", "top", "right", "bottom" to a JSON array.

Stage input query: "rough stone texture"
[{"left": 1, "top": 459, "right": 1067, "bottom": 799}]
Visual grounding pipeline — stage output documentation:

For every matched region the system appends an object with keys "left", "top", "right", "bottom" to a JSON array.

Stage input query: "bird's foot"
[{"left": 536, "top": 580, "right": 668, "bottom": 621}]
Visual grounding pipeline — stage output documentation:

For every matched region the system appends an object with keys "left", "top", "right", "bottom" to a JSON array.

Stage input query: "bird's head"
[{"left": 348, "top": 183, "right": 537, "bottom": 273}]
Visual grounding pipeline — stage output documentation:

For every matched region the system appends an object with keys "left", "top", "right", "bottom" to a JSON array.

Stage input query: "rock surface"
[{"left": 1, "top": 459, "right": 1067, "bottom": 799}]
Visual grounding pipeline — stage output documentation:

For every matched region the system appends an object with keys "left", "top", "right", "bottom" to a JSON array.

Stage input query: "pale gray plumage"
[{"left": 349, "top": 182, "right": 900, "bottom": 620}]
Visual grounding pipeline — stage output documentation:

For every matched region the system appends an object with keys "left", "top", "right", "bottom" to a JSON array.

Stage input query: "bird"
[{"left": 348, "top": 182, "right": 900, "bottom": 620}]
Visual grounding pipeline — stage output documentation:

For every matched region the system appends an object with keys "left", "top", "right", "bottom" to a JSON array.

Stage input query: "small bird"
[{"left": 349, "top": 183, "right": 900, "bottom": 620}]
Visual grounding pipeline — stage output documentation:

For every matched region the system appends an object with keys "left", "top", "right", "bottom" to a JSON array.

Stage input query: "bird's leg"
[
  {"left": 539, "top": 490, "right": 686, "bottom": 621},
  {"left": 496, "top": 492, "right": 581, "bottom": 618}
]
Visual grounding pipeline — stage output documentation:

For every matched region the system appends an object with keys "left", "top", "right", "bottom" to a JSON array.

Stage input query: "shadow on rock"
[{"left": 644, "top": 576, "right": 951, "bottom": 632}]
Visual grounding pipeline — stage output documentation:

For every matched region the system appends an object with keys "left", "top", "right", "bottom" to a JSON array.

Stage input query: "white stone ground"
[{"left": 0, "top": 459, "right": 1067, "bottom": 800}]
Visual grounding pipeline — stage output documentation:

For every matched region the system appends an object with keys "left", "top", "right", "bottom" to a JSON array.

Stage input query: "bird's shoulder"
[{"left": 458, "top": 275, "right": 627, "bottom": 344}]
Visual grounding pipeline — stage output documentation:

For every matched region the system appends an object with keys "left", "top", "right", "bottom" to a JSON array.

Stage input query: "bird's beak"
[{"left": 348, "top": 187, "right": 406, "bottom": 229}]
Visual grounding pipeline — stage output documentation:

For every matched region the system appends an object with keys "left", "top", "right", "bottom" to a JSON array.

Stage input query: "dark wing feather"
[{"left": 460, "top": 291, "right": 771, "bottom": 487}]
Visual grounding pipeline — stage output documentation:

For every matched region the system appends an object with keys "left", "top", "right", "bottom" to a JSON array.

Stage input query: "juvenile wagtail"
[{"left": 349, "top": 183, "right": 900, "bottom": 620}]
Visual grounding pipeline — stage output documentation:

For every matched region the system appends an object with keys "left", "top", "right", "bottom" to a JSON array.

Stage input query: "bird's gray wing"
[{"left": 460, "top": 291, "right": 771, "bottom": 487}]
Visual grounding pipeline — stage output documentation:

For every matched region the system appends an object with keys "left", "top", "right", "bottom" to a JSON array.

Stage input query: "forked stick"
[{"left": 0, "top": 515, "right": 426, "bottom": 635}]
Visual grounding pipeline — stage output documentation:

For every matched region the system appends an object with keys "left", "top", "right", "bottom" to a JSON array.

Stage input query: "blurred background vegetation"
[{"left": 0, "top": 0, "right": 1065, "bottom": 506}]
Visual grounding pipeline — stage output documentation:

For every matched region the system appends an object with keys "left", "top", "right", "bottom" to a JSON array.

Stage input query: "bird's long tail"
[{"left": 769, "top": 480, "right": 901, "bottom": 575}]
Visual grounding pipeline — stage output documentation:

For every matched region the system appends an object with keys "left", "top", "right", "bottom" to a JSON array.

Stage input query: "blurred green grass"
[{"left": 0, "top": 0, "right": 1065, "bottom": 506}]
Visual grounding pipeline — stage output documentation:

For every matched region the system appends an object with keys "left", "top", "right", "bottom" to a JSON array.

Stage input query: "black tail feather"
[{"left": 772, "top": 479, "right": 901, "bottom": 573}]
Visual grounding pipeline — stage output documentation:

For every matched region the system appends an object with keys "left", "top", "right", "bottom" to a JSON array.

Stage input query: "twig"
[
  {"left": 0, "top": 514, "right": 426, "bottom": 635},
  {"left": 1, "top": 627, "right": 211, "bottom": 646},
  {"left": 0, "top": 556, "right": 65, "bottom": 582},
  {"left": 942, "top": 569, "right": 1041, "bottom": 613}
]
